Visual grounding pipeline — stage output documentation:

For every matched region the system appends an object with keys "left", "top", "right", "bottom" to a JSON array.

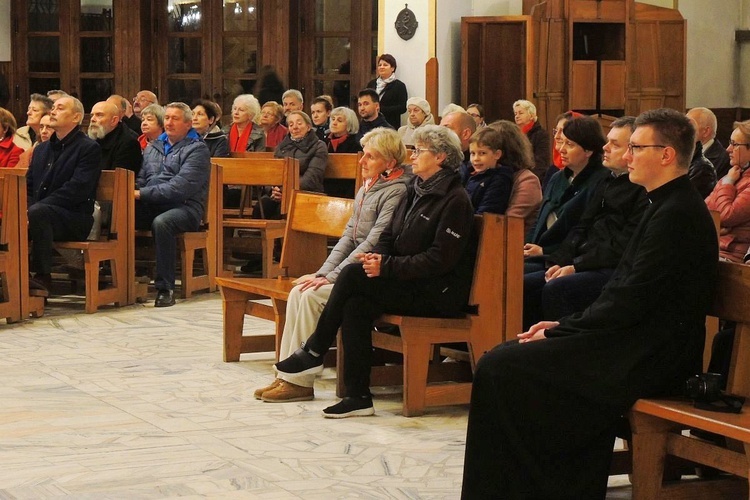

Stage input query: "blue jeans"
[{"left": 135, "top": 202, "right": 201, "bottom": 291}]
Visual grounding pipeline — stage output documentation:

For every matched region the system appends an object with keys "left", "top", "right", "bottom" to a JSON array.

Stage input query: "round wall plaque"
[{"left": 395, "top": 4, "right": 418, "bottom": 41}]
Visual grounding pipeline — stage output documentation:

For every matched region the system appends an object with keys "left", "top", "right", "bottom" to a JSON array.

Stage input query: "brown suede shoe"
[
  {"left": 253, "top": 378, "right": 281, "bottom": 400},
  {"left": 261, "top": 380, "right": 314, "bottom": 403}
]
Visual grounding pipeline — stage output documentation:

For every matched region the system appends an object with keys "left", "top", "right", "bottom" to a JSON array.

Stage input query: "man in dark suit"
[
  {"left": 27, "top": 96, "right": 102, "bottom": 294},
  {"left": 688, "top": 106, "right": 731, "bottom": 180},
  {"left": 462, "top": 108, "right": 718, "bottom": 499}
]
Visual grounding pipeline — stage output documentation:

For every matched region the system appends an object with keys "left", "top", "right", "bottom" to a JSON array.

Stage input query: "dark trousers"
[
  {"left": 461, "top": 339, "right": 619, "bottom": 499},
  {"left": 135, "top": 201, "right": 201, "bottom": 291},
  {"left": 28, "top": 202, "right": 92, "bottom": 274},
  {"left": 523, "top": 268, "right": 614, "bottom": 330},
  {"left": 303, "top": 263, "right": 460, "bottom": 397}
]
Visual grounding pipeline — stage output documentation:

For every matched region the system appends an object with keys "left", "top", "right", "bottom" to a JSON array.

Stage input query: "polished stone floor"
[{"left": 0, "top": 291, "right": 633, "bottom": 499}]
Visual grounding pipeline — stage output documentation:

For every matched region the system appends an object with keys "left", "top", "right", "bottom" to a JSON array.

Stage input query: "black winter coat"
[
  {"left": 97, "top": 122, "right": 143, "bottom": 175},
  {"left": 27, "top": 129, "right": 102, "bottom": 217},
  {"left": 373, "top": 170, "right": 475, "bottom": 313},
  {"left": 366, "top": 78, "right": 408, "bottom": 129}
]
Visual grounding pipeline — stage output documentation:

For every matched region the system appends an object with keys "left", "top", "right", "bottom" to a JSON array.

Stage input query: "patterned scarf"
[{"left": 376, "top": 74, "right": 397, "bottom": 96}]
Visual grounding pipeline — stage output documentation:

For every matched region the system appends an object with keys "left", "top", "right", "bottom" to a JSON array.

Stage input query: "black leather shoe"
[{"left": 154, "top": 289, "right": 175, "bottom": 307}]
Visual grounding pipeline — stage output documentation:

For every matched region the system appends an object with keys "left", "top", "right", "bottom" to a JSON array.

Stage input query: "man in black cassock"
[{"left": 461, "top": 108, "right": 719, "bottom": 499}]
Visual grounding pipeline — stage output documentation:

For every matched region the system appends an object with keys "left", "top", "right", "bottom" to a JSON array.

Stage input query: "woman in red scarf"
[
  {"left": 513, "top": 99, "right": 550, "bottom": 183},
  {"left": 228, "top": 94, "right": 266, "bottom": 152},
  {"left": 326, "top": 107, "right": 362, "bottom": 154}
]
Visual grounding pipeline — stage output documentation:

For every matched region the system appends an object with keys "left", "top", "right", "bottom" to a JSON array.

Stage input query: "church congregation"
[{"left": 2, "top": 0, "right": 750, "bottom": 498}]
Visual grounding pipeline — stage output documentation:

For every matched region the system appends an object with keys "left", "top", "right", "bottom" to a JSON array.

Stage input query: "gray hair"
[
  {"left": 513, "top": 99, "right": 538, "bottom": 121},
  {"left": 141, "top": 103, "right": 165, "bottom": 127},
  {"left": 166, "top": 102, "right": 192, "bottom": 122},
  {"left": 331, "top": 106, "right": 359, "bottom": 135},
  {"left": 283, "top": 89, "right": 303, "bottom": 104},
  {"left": 287, "top": 110, "right": 313, "bottom": 128},
  {"left": 412, "top": 124, "right": 464, "bottom": 170},
  {"left": 232, "top": 94, "right": 261, "bottom": 124},
  {"left": 67, "top": 96, "right": 85, "bottom": 125}
]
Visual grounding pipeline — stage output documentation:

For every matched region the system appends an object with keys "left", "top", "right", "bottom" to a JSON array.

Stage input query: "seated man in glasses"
[{"left": 462, "top": 108, "right": 718, "bottom": 499}]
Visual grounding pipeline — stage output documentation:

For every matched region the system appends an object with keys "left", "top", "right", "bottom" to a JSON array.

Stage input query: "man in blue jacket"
[
  {"left": 135, "top": 102, "right": 211, "bottom": 307},
  {"left": 27, "top": 96, "right": 102, "bottom": 295}
]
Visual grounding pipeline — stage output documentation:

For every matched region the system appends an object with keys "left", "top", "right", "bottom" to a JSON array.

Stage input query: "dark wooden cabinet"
[{"left": 462, "top": 0, "right": 686, "bottom": 134}]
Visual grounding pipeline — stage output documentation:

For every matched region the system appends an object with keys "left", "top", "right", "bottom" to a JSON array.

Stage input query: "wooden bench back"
[
  {"left": 230, "top": 151, "right": 276, "bottom": 159},
  {"left": 0, "top": 169, "right": 25, "bottom": 321},
  {"left": 212, "top": 157, "right": 299, "bottom": 217},
  {"left": 92, "top": 168, "right": 130, "bottom": 241},
  {"left": 710, "top": 261, "right": 750, "bottom": 398},
  {"left": 0, "top": 175, "right": 13, "bottom": 252},
  {"left": 469, "top": 213, "right": 525, "bottom": 344},
  {"left": 325, "top": 152, "right": 363, "bottom": 195},
  {"left": 279, "top": 191, "right": 355, "bottom": 278}
]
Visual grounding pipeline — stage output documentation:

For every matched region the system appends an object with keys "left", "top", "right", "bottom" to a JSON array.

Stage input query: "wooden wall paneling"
[
  {"left": 633, "top": 21, "right": 660, "bottom": 90},
  {"left": 600, "top": 61, "right": 626, "bottom": 109},
  {"left": 262, "top": 0, "right": 291, "bottom": 86},
  {"left": 569, "top": 60, "right": 597, "bottom": 109},
  {"left": 658, "top": 20, "right": 686, "bottom": 111},
  {"left": 460, "top": 20, "right": 482, "bottom": 111},
  {"left": 524, "top": 0, "right": 565, "bottom": 19},
  {"left": 485, "top": 19, "right": 529, "bottom": 122},
  {"left": 425, "top": 57, "right": 438, "bottom": 117}
]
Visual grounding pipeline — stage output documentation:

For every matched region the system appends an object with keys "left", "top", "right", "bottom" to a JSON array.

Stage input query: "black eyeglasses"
[
  {"left": 627, "top": 143, "right": 667, "bottom": 155},
  {"left": 729, "top": 140, "right": 750, "bottom": 148}
]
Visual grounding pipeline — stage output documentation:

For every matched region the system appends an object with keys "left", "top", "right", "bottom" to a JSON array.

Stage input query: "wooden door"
[
  {"left": 11, "top": 0, "right": 138, "bottom": 118},
  {"left": 297, "top": 0, "right": 379, "bottom": 108},
  {"left": 461, "top": 16, "right": 534, "bottom": 124}
]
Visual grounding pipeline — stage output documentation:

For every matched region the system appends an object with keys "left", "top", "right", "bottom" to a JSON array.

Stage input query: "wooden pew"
[
  {"left": 335, "top": 214, "right": 525, "bottom": 417},
  {"left": 54, "top": 168, "right": 133, "bottom": 313},
  {"left": 212, "top": 157, "right": 299, "bottom": 279},
  {"left": 0, "top": 169, "right": 24, "bottom": 323},
  {"left": 216, "top": 191, "right": 354, "bottom": 361},
  {"left": 629, "top": 260, "right": 750, "bottom": 499},
  {"left": 230, "top": 151, "right": 276, "bottom": 159},
  {"left": 10, "top": 169, "right": 45, "bottom": 319},
  {"left": 324, "top": 152, "right": 363, "bottom": 198}
]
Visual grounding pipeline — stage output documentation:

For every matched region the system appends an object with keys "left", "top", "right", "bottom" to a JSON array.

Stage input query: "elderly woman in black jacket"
[
  {"left": 253, "top": 110, "right": 328, "bottom": 220},
  {"left": 275, "top": 124, "right": 475, "bottom": 418}
]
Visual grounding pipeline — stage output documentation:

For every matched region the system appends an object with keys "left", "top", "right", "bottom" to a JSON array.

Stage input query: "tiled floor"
[{"left": 0, "top": 292, "right": 633, "bottom": 499}]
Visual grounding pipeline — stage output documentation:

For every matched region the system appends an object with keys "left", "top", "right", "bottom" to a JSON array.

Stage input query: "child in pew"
[{"left": 459, "top": 125, "right": 515, "bottom": 215}]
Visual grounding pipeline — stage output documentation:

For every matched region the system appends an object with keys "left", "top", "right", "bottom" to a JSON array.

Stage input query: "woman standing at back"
[{"left": 366, "top": 54, "right": 408, "bottom": 129}]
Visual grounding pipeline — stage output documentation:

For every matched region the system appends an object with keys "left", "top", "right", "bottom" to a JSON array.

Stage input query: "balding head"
[
  {"left": 106, "top": 95, "right": 129, "bottom": 119},
  {"left": 133, "top": 90, "right": 158, "bottom": 117},
  {"left": 440, "top": 111, "right": 477, "bottom": 150},
  {"left": 88, "top": 101, "right": 120, "bottom": 140},
  {"left": 686, "top": 107, "right": 718, "bottom": 145}
]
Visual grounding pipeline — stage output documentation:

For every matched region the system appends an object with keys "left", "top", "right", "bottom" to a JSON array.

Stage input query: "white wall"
[
  {"left": 678, "top": 0, "right": 744, "bottom": 108},
  {"left": 0, "top": 0, "right": 10, "bottom": 62},
  {"left": 379, "top": 1, "right": 433, "bottom": 126}
]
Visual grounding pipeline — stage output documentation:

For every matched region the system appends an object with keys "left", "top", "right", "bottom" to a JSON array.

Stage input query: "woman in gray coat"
[{"left": 255, "top": 127, "right": 411, "bottom": 402}]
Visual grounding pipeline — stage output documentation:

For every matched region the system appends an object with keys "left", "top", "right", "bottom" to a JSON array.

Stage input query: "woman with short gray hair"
[
  {"left": 138, "top": 104, "right": 165, "bottom": 150},
  {"left": 274, "top": 123, "right": 475, "bottom": 418},
  {"left": 326, "top": 106, "right": 361, "bottom": 153}
]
